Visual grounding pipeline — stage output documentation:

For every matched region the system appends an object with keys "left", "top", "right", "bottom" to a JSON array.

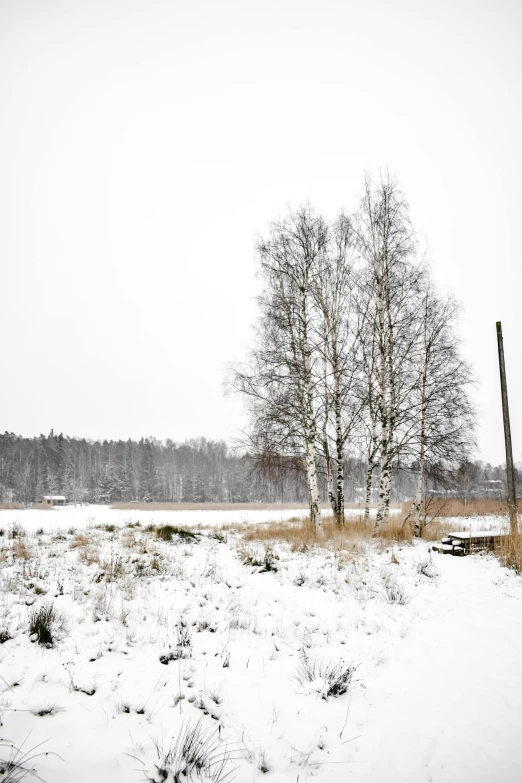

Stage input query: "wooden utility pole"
[{"left": 496, "top": 321, "right": 518, "bottom": 534}]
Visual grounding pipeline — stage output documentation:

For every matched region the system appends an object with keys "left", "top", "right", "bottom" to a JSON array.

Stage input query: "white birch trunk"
[
  {"left": 375, "top": 453, "right": 392, "bottom": 532},
  {"left": 364, "top": 461, "right": 374, "bottom": 523},
  {"left": 364, "top": 419, "right": 378, "bottom": 522},
  {"left": 306, "top": 439, "right": 323, "bottom": 537},
  {"left": 333, "top": 369, "right": 344, "bottom": 525},
  {"left": 412, "top": 452, "right": 424, "bottom": 537},
  {"left": 303, "top": 324, "right": 323, "bottom": 537},
  {"left": 323, "top": 440, "right": 336, "bottom": 514},
  {"left": 413, "top": 361, "right": 428, "bottom": 536}
]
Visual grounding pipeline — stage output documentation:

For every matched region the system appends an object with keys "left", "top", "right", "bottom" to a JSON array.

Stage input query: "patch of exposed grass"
[
  {"left": 70, "top": 533, "right": 90, "bottom": 549},
  {"left": 156, "top": 525, "right": 198, "bottom": 542},
  {"left": 497, "top": 533, "right": 522, "bottom": 574},
  {"left": 28, "top": 603, "right": 67, "bottom": 647},
  {"left": 149, "top": 718, "right": 238, "bottom": 782},
  {"left": 239, "top": 514, "right": 434, "bottom": 550},
  {"left": 293, "top": 652, "right": 355, "bottom": 699},
  {"left": 403, "top": 497, "right": 521, "bottom": 518},
  {"left": 0, "top": 629, "right": 12, "bottom": 644},
  {"left": 12, "top": 539, "right": 31, "bottom": 560}
]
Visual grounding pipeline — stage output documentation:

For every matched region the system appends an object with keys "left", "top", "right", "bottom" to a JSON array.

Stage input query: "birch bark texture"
[
  {"left": 355, "top": 176, "right": 421, "bottom": 533},
  {"left": 229, "top": 206, "right": 328, "bottom": 536},
  {"left": 409, "top": 285, "right": 475, "bottom": 535},
  {"left": 313, "top": 213, "right": 358, "bottom": 525}
]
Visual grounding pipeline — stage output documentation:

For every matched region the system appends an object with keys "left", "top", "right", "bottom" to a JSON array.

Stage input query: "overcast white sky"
[{"left": 1, "top": 0, "right": 521, "bottom": 464}]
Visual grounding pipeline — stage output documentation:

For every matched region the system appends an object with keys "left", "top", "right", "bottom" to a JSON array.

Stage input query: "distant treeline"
[{"left": 0, "top": 431, "right": 518, "bottom": 506}]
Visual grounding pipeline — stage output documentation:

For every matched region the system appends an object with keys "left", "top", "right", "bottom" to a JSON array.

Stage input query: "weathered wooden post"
[{"left": 496, "top": 321, "right": 518, "bottom": 534}]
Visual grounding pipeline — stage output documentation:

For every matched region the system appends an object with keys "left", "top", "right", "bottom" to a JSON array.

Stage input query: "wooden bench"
[{"left": 432, "top": 531, "right": 508, "bottom": 556}]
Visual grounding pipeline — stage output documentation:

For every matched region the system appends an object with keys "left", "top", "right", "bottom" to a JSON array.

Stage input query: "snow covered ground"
[
  {"left": 0, "top": 509, "right": 520, "bottom": 782},
  {"left": 0, "top": 504, "right": 388, "bottom": 536}
]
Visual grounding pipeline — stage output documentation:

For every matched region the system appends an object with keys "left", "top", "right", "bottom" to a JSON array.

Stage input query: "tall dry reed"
[{"left": 238, "top": 514, "right": 451, "bottom": 550}]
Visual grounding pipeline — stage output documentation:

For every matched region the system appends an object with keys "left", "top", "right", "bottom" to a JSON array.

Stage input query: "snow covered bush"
[
  {"left": 293, "top": 652, "right": 355, "bottom": 699},
  {"left": 148, "top": 719, "right": 237, "bottom": 782},
  {"left": 28, "top": 603, "right": 67, "bottom": 647}
]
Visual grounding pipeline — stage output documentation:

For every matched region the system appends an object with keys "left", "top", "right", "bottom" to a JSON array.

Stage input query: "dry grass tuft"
[
  {"left": 12, "top": 539, "right": 31, "bottom": 560},
  {"left": 70, "top": 534, "right": 90, "bottom": 549},
  {"left": 418, "top": 519, "right": 455, "bottom": 541},
  {"left": 122, "top": 531, "right": 137, "bottom": 548},
  {"left": 497, "top": 533, "right": 522, "bottom": 574},
  {"left": 239, "top": 513, "right": 452, "bottom": 549},
  {"left": 78, "top": 545, "right": 101, "bottom": 565},
  {"left": 404, "top": 497, "right": 521, "bottom": 518},
  {"left": 241, "top": 515, "right": 369, "bottom": 550}
]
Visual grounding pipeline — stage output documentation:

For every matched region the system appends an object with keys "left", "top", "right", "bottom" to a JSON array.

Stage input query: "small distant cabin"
[{"left": 42, "top": 495, "right": 66, "bottom": 506}]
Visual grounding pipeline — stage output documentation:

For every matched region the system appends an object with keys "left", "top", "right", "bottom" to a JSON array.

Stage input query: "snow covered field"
[
  {"left": 0, "top": 505, "right": 388, "bottom": 536},
  {"left": 0, "top": 508, "right": 521, "bottom": 782}
]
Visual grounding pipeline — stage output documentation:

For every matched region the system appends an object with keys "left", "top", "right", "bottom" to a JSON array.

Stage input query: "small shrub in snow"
[
  {"left": 0, "top": 738, "right": 60, "bottom": 781},
  {"left": 383, "top": 581, "right": 411, "bottom": 605},
  {"left": 239, "top": 545, "right": 278, "bottom": 573},
  {"left": 28, "top": 603, "right": 67, "bottom": 647},
  {"left": 258, "top": 751, "right": 271, "bottom": 773},
  {"left": 293, "top": 570, "right": 306, "bottom": 586},
  {"left": 293, "top": 652, "right": 355, "bottom": 699},
  {"left": 149, "top": 719, "right": 236, "bottom": 782},
  {"left": 177, "top": 616, "right": 193, "bottom": 651},
  {"left": 0, "top": 629, "right": 12, "bottom": 644},
  {"left": 12, "top": 540, "right": 31, "bottom": 560},
  {"left": 417, "top": 554, "right": 437, "bottom": 578},
  {"left": 160, "top": 617, "right": 193, "bottom": 664},
  {"left": 260, "top": 545, "right": 278, "bottom": 573},
  {"left": 8, "top": 523, "right": 25, "bottom": 539},
  {"left": 208, "top": 685, "right": 223, "bottom": 705},
  {"left": 70, "top": 534, "right": 90, "bottom": 549},
  {"left": 157, "top": 525, "right": 197, "bottom": 542},
  {"left": 79, "top": 545, "right": 101, "bottom": 566},
  {"left": 33, "top": 705, "right": 62, "bottom": 717}
]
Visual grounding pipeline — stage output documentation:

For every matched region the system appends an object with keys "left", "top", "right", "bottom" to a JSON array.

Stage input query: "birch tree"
[
  {"left": 229, "top": 206, "right": 328, "bottom": 536},
  {"left": 408, "top": 284, "right": 476, "bottom": 534},
  {"left": 313, "top": 213, "right": 358, "bottom": 524},
  {"left": 352, "top": 294, "right": 381, "bottom": 522},
  {"left": 355, "top": 175, "right": 424, "bottom": 532}
]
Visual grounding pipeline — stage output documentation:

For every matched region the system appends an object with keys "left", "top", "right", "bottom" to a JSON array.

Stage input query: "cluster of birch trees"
[{"left": 230, "top": 176, "right": 476, "bottom": 536}]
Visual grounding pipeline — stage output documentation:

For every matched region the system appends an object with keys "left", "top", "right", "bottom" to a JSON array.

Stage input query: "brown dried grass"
[
  {"left": 238, "top": 513, "right": 450, "bottom": 550},
  {"left": 121, "top": 531, "right": 137, "bottom": 548},
  {"left": 0, "top": 503, "right": 24, "bottom": 510},
  {"left": 241, "top": 515, "right": 370, "bottom": 550},
  {"left": 70, "top": 534, "right": 90, "bottom": 549},
  {"left": 110, "top": 501, "right": 401, "bottom": 511},
  {"left": 12, "top": 539, "right": 31, "bottom": 560},
  {"left": 404, "top": 497, "right": 520, "bottom": 518},
  {"left": 78, "top": 545, "right": 101, "bottom": 565},
  {"left": 497, "top": 532, "right": 522, "bottom": 574},
  {"left": 30, "top": 503, "right": 54, "bottom": 511}
]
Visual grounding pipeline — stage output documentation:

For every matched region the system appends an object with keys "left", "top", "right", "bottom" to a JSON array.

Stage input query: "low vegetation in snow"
[{"left": 0, "top": 509, "right": 520, "bottom": 782}]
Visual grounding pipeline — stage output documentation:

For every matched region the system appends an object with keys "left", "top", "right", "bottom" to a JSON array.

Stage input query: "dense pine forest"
[{"left": 0, "top": 430, "right": 517, "bottom": 506}]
